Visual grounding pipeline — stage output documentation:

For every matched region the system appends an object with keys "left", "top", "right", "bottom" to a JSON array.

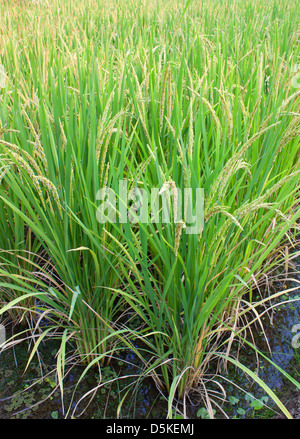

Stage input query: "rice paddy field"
[{"left": 0, "top": 0, "right": 300, "bottom": 420}]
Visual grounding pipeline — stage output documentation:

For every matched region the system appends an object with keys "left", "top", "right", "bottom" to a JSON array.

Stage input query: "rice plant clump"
[{"left": 0, "top": 0, "right": 300, "bottom": 419}]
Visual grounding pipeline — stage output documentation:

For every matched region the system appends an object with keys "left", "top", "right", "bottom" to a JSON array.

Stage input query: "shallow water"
[
  {"left": 247, "top": 265, "right": 300, "bottom": 392},
  {"left": 218, "top": 260, "right": 300, "bottom": 418}
]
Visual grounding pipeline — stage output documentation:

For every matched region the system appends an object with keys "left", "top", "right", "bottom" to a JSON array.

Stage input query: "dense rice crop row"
[{"left": 0, "top": 0, "right": 300, "bottom": 418}]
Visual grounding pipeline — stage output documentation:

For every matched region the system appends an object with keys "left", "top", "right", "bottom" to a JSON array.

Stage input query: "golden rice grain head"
[
  {"left": 159, "top": 177, "right": 178, "bottom": 222},
  {"left": 174, "top": 220, "right": 186, "bottom": 257},
  {"left": 202, "top": 97, "right": 222, "bottom": 139},
  {"left": 35, "top": 176, "right": 63, "bottom": 217},
  {"left": 216, "top": 87, "right": 233, "bottom": 140}
]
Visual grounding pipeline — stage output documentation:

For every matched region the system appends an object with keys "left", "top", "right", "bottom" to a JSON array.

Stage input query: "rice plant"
[{"left": 0, "top": 0, "right": 300, "bottom": 418}]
